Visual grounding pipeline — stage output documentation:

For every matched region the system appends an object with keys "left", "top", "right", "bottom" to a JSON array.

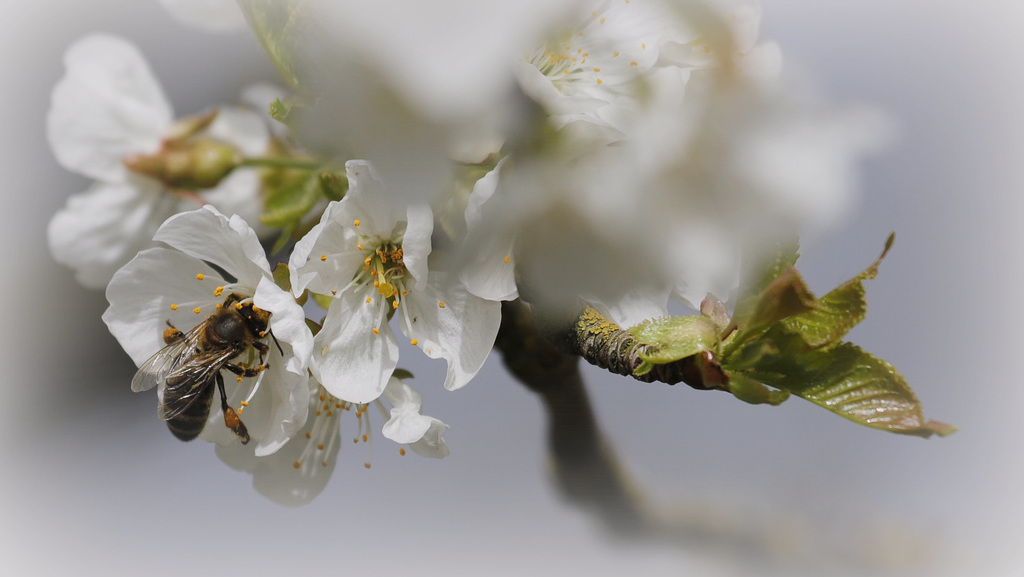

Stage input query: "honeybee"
[{"left": 132, "top": 292, "right": 279, "bottom": 444}]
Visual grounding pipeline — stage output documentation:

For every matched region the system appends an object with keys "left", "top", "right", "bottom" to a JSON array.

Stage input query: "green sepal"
[
  {"left": 629, "top": 315, "right": 721, "bottom": 366},
  {"left": 727, "top": 373, "right": 791, "bottom": 406},
  {"left": 269, "top": 98, "right": 290, "bottom": 123},
  {"left": 318, "top": 170, "right": 348, "bottom": 201},
  {"left": 310, "top": 292, "right": 334, "bottom": 312},
  {"left": 271, "top": 262, "right": 291, "bottom": 293},
  {"left": 261, "top": 171, "right": 323, "bottom": 228},
  {"left": 304, "top": 318, "right": 321, "bottom": 336},
  {"left": 392, "top": 368, "right": 415, "bottom": 381},
  {"left": 781, "top": 233, "right": 894, "bottom": 349}
]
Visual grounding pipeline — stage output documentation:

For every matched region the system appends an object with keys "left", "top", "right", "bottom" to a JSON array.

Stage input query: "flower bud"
[{"left": 124, "top": 139, "right": 242, "bottom": 189}]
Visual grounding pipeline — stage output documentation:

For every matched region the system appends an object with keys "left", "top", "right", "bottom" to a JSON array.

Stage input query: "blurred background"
[{"left": 2, "top": 1, "right": 1023, "bottom": 575}]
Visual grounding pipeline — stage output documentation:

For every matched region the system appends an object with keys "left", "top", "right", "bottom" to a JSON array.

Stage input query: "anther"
[
  {"left": 170, "top": 304, "right": 178, "bottom": 311},
  {"left": 392, "top": 300, "right": 399, "bottom": 309},
  {"left": 630, "top": 61, "right": 638, "bottom": 67},
  {"left": 196, "top": 274, "right": 205, "bottom": 280},
  {"left": 372, "top": 328, "right": 379, "bottom": 335},
  {"left": 317, "top": 443, "right": 325, "bottom": 451},
  {"left": 366, "top": 297, "right": 372, "bottom": 304},
  {"left": 613, "top": 51, "right": 620, "bottom": 57},
  {"left": 320, "top": 255, "right": 327, "bottom": 262},
  {"left": 194, "top": 307, "right": 202, "bottom": 314},
  {"left": 438, "top": 301, "right": 446, "bottom": 309},
  {"left": 400, "top": 448, "right": 406, "bottom": 456},
  {"left": 241, "top": 401, "right": 250, "bottom": 406},
  {"left": 305, "top": 432, "right": 312, "bottom": 439},
  {"left": 353, "top": 219, "right": 361, "bottom": 227},
  {"left": 596, "top": 79, "right": 603, "bottom": 85},
  {"left": 503, "top": 256, "right": 511, "bottom": 263},
  {"left": 364, "top": 463, "right": 371, "bottom": 469},
  {"left": 214, "top": 286, "right": 224, "bottom": 297},
  {"left": 293, "top": 461, "right": 301, "bottom": 469},
  {"left": 410, "top": 339, "right": 419, "bottom": 346}
]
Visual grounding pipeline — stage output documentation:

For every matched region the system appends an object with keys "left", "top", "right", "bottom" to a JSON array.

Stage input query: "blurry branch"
[
  {"left": 495, "top": 299, "right": 857, "bottom": 569},
  {"left": 495, "top": 299, "right": 648, "bottom": 535}
]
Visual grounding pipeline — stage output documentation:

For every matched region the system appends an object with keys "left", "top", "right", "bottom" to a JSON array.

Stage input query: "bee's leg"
[
  {"left": 216, "top": 372, "right": 250, "bottom": 444},
  {"left": 225, "top": 363, "right": 266, "bottom": 378},
  {"left": 222, "top": 293, "right": 244, "bottom": 308},
  {"left": 250, "top": 340, "right": 271, "bottom": 367},
  {"left": 163, "top": 320, "right": 184, "bottom": 345}
]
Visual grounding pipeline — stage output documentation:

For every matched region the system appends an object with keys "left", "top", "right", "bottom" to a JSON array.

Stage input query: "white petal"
[
  {"left": 154, "top": 205, "right": 271, "bottom": 286},
  {"left": 288, "top": 201, "right": 365, "bottom": 296},
  {"left": 102, "top": 248, "right": 229, "bottom": 367},
  {"left": 588, "top": 285, "right": 671, "bottom": 329},
  {"left": 201, "top": 168, "right": 272, "bottom": 240},
  {"left": 251, "top": 361, "right": 311, "bottom": 456},
  {"left": 399, "top": 273, "right": 500, "bottom": 391},
  {"left": 458, "top": 230, "right": 519, "bottom": 302},
  {"left": 253, "top": 276, "right": 313, "bottom": 377},
  {"left": 381, "top": 383, "right": 432, "bottom": 445},
  {"left": 408, "top": 419, "right": 450, "bottom": 459},
  {"left": 47, "top": 34, "right": 171, "bottom": 182},
  {"left": 48, "top": 179, "right": 178, "bottom": 290},
  {"left": 344, "top": 160, "right": 404, "bottom": 238},
  {"left": 311, "top": 286, "right": 398, "bottom": 403},
  {"left": 205, "top": 106, "right": 270, "bottom": 158},
  {"left": 214, "top": 382, "right": 335, "bottom": 506},
  {"left": 464, "top": 159, "right": 504, "bottom": 228},
  {"left": 401, "top": 203, "right": 433, "bottom": 290},
  {"left": 159, "top": 0, "right": 248, "bottom": 33}
]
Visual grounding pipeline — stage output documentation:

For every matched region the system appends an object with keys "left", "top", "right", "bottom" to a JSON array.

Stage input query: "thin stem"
[{"left": 239, "top": 157, "right": 321, "bottom": 170}]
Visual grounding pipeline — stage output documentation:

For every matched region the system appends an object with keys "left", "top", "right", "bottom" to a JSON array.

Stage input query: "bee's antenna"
[{"left": 270, "top": 329, "right": 284, "bottom": 356}]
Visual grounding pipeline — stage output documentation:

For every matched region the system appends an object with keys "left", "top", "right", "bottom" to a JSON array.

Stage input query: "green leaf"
[
  {"left": 750, "top": 342, "right": 955, "bottom": 438},
  {"left": 630, "top": 315, "right": 721, "bottom": 366},
  {"left": 782, "top": 233, "right": 895, "bottom": 349},
  {"left": 310, "top": 292, "right": 333, "bottom": 312},
  {"left": 742, "top": 236, "right": 801, "bottom": 301},
  {"left": 261, "top": 171, "right": 323, "bottom": 228}
]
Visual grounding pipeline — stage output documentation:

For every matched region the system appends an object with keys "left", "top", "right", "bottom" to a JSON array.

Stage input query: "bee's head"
[{"left": 235, "top": 300, "right": 272, "bottom": 337}]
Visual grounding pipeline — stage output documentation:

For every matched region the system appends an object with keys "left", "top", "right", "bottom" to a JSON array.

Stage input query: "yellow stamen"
[
  {"left": 170, "top": 304, "right": 178, "bottom": 311},
  {"left": 410, "top": 339, "right": 419, "bottom": 346},
  {"left": 373, "top": 327, "right": 380, "bottom": 335},
  {"left": 438, "top": 301, "right": 446, "bottom": 309},
  {"left": 320, "top": 255, "right": 327, "bottom": 262},
  {"left": 293, "top": 461, "right": 300, "bottom": 469},
  {"left": 193, "top": 307, "right": 201, "bottom": 314},
  {"left": 213, "top": 286, "right": 224, "bottom": 297},
  {"left": 503, "top": 256, "right": 511, "bottom": 263},
  {"left": 196, "top": 274, "right": 204, "bottom": 280},
  {"left": 353, "top": 219, "right": 361, "bottom": 227}
]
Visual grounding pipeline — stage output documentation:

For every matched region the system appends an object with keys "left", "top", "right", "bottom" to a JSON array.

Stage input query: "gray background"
[{"left": 2, "top": 1, "right": 1021, "bottom": 576}]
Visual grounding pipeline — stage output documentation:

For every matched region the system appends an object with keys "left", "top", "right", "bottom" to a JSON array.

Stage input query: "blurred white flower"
[
  {"left": 215, "top": 375, "right": 448, "bottom": 506},
  {"left": 236, "top": 0, "right": 584, "bottom": 204},
  {"left": 103, "top": 206, "right": 313, "bottom": 456},
  {"left": 290, "top": 160, "right": 500, "bottom": 404},
  {"left": 459, "top": 1, "right": 886, "bottom": 328},
  {"left": 159, "top": 0, "right": 248, "bottom": 32},
  {"left": 47, "top": 34, "right": 271, "bottom": 289}
]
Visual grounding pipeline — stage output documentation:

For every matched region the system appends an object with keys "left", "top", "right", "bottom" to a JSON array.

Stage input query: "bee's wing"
[
  {"left": 130, "top": 324, "right": 205, "bottom": 393},
  {"left": 157, "top": 347, "right": 239, "bottom": 421}
]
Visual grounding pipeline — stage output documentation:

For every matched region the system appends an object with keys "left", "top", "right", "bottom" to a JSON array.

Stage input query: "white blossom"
[
  {"left": 103, "top": 206, "right": 313, "bottom": 456},
  {"left": 46, "top": 34, "right": 271, "bottom": 289},
  {"left": 215, "top": 375, "right": 448, "bottom": 506},
  {"left": 159, "top": 0, "right": 248, "bottom": 33},
  {"left": 290, "top": 160, "right": 500, "bottom": 404}
]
